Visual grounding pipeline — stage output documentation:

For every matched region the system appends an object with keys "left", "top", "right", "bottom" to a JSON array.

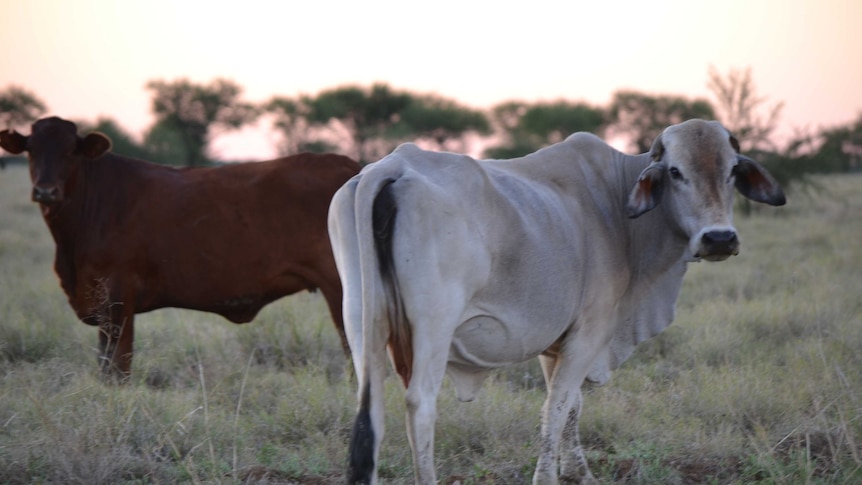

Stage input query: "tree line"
[{"left": 2, "top": 67, "right": 860, "bottom": 189}]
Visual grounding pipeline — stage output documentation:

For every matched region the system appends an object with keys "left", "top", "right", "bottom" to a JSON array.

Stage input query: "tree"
[
  {"left": 608, "top": 90, "right": 715, "bottom": 153},
  {"left": 299, "top": 84, "right": 492, "bottom": 161},
  {"left": 0, "top": 85, "right": 47, "bottom": 130},
  {"left": 304, "top": 83, "right": 412, "bottom": 163},
  {"left": 146, "top": 78, "right": 259, "bottom": 166},
  {"left": 485, "top": 100, "right": 606, "bottom": 158},
  {"left": 519, "top": 101, "right": 606, "bottom": 144},
  {"left": 807, "top": 114, "right": 862, "bottom": 173},
  {"left": 77, "top": 117, "right": 153, "bottom": 161},
  {"left": 394, "top": 94, "right": 490, "bottom": 153},
  {"left": 265, "top": 96, "right": 310, "bottom": 155},
  {"left": 142, "top": 120, "right": 190, "bottom": 167},
  {"left": 707, "top": 66, "right": 783, "bottom": 152}
]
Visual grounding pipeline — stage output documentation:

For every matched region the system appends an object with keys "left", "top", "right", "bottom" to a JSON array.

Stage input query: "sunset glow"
[{"left": 2, "top": 0, "right": 860, "bottom": 159}]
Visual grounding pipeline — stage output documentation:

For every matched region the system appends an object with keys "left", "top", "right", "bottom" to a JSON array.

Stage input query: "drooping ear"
[
  {"left": 0, "top": 129, "right": 28, "bottom": 154},
  {"left": 77, "top": 132, "right": 112, "bottom": 159},
  {"left": 626, "top": 162, "right": 667, "bottom": 218},
  {"left": 734, "top": 155, "right": 786, "bottom": 206}
]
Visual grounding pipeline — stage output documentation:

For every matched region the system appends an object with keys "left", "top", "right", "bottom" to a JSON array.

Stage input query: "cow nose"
[
  {"left": 699, "top": 230, "right": 739, "bottom": 260},
  {"left": 32, "top": 185, "right": 61, "bottom": 203}
]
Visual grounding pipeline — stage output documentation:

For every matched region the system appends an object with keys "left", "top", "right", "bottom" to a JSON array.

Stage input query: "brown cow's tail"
[{"left": 347, "top": 163, "right": 412, "bottom": 484}]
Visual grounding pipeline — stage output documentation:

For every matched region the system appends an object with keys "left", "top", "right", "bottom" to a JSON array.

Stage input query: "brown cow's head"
[
  {"left": 0, "top": 117, "right": 111, "bottom": 205},
  {"left": 625, "top": 119, "right": 785, "bottom": 261}
]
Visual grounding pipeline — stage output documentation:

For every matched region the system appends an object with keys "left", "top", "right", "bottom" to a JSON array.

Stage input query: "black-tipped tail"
[{"left": 347, "top": 382, "right": 375, "bottom": 484}]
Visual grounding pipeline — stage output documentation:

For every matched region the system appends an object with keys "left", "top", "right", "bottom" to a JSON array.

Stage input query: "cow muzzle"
[
  {"left": 694, "top": 228, "right": 739, "bottom": 262},
  {"left": 32, "top": 185, "right": 62, "bottom": 204}
]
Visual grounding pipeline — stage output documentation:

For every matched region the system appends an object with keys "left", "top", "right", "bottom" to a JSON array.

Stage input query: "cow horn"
[{"left": 649, "top": 133, "right": 664, "bottom": 162}]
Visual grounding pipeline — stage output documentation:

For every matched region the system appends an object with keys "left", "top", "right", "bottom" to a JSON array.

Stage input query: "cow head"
[
  {"left": 0, "top": 117, "right": 111, "bottom": 205},
  {"left": 625, "top": 119, "right": 785, "bottom": 261}
]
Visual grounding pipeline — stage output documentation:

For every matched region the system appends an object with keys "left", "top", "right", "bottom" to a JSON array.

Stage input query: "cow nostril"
[
  {"left": 702, "top": 230, "right": 737, "bottom": 245},
  {"left": 32, "top": 186, "right": 60, "bottom": 202}
]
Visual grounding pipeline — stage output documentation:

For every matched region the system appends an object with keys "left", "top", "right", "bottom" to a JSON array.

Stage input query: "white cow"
[{"left": 329, "top": 119, "right": 785, "bottom": 484}]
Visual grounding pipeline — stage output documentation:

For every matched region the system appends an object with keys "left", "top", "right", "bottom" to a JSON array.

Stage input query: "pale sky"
[{"left": 2, "top": 0, "right": 860, "bottom": 159}]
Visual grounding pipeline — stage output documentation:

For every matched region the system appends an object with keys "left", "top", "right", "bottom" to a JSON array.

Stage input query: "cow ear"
[
  {"left": 0, "top": 129, "right": 28, "bottom": 154},
  {"left": 734, "top": 155, "right": 786, "bottom": 206},
  {"left": 626, "top": 162, "right": 666, "bottom": 218},
  {"left": 78, "top": 132, "right": 112, "bottom": 159}
]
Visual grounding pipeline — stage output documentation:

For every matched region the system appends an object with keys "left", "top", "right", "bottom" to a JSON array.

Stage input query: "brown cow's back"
[{"left": 94, "top": 154, "right": 358, "bottom": 321}]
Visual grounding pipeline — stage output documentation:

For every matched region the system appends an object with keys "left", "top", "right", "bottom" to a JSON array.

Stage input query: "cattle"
[
  {"left": 328, "top": 119, "right": 786, "bottom": 484},
  {"left": 0, "top": 116, "right": 361, "bottom": 381}
]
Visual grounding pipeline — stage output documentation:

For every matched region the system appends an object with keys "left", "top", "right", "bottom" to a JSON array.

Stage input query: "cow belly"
[
  {"left": 448, "top": 314, "right": 561, "bottom": 369},
  {"left": 138, "top": 272, "right": 312, "bottom": 323}
]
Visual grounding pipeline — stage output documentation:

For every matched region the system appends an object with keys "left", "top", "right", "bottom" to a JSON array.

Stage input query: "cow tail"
[
  {"left": 347, "top": 380, "right": 374, "bottom": 484},
  {"left": 347, "top": 165, "right": 412, "bottom": 484}
]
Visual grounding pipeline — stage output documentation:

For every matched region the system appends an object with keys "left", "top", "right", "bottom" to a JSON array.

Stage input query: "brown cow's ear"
[
  {"left": 734, "top": 155, "right": 786, "bottom": 206},
  {"left": 0, "top": 129, "right": 28, "bottom": 154},
  {"left": 626, "top": 163, "right": 666, "bottom": 218},
  {"left": 78, "top": 132, "right": 112, "bottom": 159}
]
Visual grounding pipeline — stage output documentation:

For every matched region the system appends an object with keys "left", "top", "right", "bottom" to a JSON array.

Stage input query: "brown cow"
[{"left": 0, "top": 116, "right": 360, "bottom": 381}]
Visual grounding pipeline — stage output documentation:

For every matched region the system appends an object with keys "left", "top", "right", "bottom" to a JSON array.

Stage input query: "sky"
[{"left": 1, "top": 0, "right": 860, "bottom": 160}]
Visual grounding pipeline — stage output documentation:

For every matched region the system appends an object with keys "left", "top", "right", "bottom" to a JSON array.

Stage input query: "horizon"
[{"left": 2, "top": 0, "right": 860, "bottom": 160}]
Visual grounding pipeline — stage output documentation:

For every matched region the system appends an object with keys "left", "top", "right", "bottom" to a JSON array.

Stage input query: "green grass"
[{"left": 1, "top": 164, "right": 861, "bottom": 484}]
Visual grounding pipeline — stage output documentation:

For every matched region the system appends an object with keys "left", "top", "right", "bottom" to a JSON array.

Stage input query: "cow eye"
[{"left": 668, "top": 166, "right": 683, "bottom": 181}]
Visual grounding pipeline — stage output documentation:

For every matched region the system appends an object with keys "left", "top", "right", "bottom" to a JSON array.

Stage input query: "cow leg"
[
  {"left": 319, "top": 281, "right": 351, "bottom": 356},
  {"left": 404, "top": 327, "right": 453, "bottom": 484},
  {"left": 558, "top": 392, "right": 597, "bottom": 484},
  {"left": 533, "top": 344, "right": 603, "bottom": 484},
  {"left": 98, "top": 300, "right": 134, "bottom": 382},
  {"left": 539, "top": 355, "right": 596, "bottom": 483},
  {"left": 538, "top": 353, "right": 555, "bottom": 385},
  {"left": 539, "top": 354, "right": 598, "bottom": 484}
]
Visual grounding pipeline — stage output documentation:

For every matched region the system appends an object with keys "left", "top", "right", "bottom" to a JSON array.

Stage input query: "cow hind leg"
[{"left": 404, "top": 327, "right": 453, "bottom": 484}]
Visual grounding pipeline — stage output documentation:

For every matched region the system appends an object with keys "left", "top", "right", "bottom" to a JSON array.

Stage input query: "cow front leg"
[
  {"left": 559, "top": 392, "right": 598, "bottom": 485},
  {"left": 98, "top": 301, "right": 134, "bottom": 382},
  {"left": 534, "top": 350, "right": 601, "bottom": 484}
]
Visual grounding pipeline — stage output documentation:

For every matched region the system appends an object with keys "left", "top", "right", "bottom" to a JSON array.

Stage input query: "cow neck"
[
  {"left": 45, "top": 155, "right": 115, "bottom": 242},
  {"left": 42, "top": 154, "right": 134, "bottom": 298},
  {"left": 75, "top": 154, "right": 126, "bottom": 232},
  {"left": 40, "top": 167, "right": 88, "bottom": 300},
  {"left": 618, "top": 152, "right": 689, "bottom": 284}
]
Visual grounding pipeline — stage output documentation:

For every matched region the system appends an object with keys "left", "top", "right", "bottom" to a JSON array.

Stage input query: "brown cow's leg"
[
  {"left": 319, "top": 283, "right": 350, "bottom": 356},
  {"left": 98, "top": 302, "right": 134, "bottom": 383}
]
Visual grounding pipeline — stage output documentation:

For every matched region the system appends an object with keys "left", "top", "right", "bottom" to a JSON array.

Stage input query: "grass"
[{"left": 1, "top": 164, "right": 861, "bottom": 484}]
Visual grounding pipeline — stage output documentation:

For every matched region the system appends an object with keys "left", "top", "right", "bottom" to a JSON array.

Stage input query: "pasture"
[{"left": 1, "top": 163, "right": 861, "bottom": 484}]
